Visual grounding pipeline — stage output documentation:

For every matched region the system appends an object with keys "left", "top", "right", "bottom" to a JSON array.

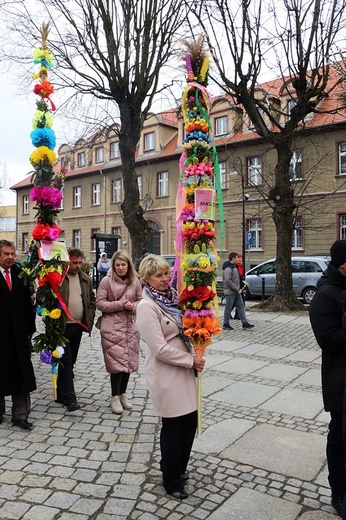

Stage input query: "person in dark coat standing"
[
  {"left": 309, "top": 240, "right": 346, "bottom": 518},
  {"left": 0, "top": 240, "right": 36, "bottom": 430}
]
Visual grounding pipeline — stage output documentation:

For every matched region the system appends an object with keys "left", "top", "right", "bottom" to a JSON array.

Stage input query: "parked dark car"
[{"left": 243, "top": 256, "right": 330, "bottom": 304}]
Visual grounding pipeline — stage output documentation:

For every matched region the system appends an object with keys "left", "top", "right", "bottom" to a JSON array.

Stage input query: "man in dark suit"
[{"left": 0, "top": 240, "right": 36, "bottom": 429}]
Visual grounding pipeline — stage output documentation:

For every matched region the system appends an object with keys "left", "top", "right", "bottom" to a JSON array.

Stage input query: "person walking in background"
[
  {"left": 57, "top": 248, "right": 96, "bottom": 412},
  {"left": 309, "top": 240, "right": 346, "bottom": 518},
  {"left": 137, "top": 255, "right": 205, "bottom": 500},
  {"left": 135, "top": 247, "right": 149, "bottom": 271},
  {"left": 96, "top": 250, "right": 142, "bottom": 414},
  {"left": 97, "top": 252, "right": 111, "bottom": 282},
  {"left": 222, "top": 251, "right": 254, "bottom": 330},
  {"left": 0, "top": 240, "right": 36, "bottom": 429},
  {"left": 223, "top": 253, "right": 246, "bottom": 320}
]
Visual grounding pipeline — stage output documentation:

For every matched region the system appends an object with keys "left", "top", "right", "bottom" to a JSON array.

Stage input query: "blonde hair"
[
  {"left": 138, "top": 255, "right": 170, "bottom": 284},
  {"left": 111, "top": 250, "right": 137, "bottom": 283}
]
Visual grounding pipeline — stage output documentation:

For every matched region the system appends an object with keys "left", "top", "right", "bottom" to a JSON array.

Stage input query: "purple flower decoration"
[
  {"left": 40, "top": 349, "right": 52, "bottom": 364},
  {"left": 30, "top": 186, "right": 63, "bottom": 209}
]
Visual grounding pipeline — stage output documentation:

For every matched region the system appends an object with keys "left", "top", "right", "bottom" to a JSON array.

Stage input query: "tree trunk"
[
  {"left": 118, "top": 102, "right": 150, "bottom": 263},
  {"left": 260, "top": 143, "right": 305, "bottom": 311}
]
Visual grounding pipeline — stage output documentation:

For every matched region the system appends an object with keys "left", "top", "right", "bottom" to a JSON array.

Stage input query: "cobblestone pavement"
[{"left": 0, "top": 305, "right": 340, "bottom": 519}]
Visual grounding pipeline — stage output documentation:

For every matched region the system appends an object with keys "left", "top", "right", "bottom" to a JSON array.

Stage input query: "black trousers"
[
  {"left": 57, "top": 324, "right": 83, "bottom": 406},
  {"left": 327, "top": 411, "right": 346, "bottom": 497},
  {"left": 0, "top": 392, "right": 30, "bottom": 421},
  {"left": 110, "top": 372, "right": 130, "bottom": 396},
  {"left": 160, "top": 410, "right": 197, "bottom": 493}
]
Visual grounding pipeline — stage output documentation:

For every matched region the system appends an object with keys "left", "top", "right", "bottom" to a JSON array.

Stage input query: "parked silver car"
[{"left": 243, "top": 256, "right": 330, "bottom": 304}]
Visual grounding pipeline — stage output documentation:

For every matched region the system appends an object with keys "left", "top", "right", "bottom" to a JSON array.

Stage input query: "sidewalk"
[{"left": 0, "top": 305, "right": 338, "bottom": 520}]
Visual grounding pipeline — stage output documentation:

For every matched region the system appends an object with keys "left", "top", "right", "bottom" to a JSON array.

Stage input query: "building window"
[
  {"left": 247, "top": 156, "right": 262, "bottom": 186},
  {"left": 219, "top": 161, "right": 227, "bottom": 189},
  {"left": 22, "top": 195, "right": 29, "bottom": 214},
  {"left": 137, "top": 175, "right": 143, "bottom": 199},
  {"left": 22, "top": 233, "right": 29, "bottom": 252},
  {"left": 247, "top": 218, "right": 262, "bottom": 249},
  {"left": 0, "top": 216, "right": 16, "bottom": 231},
  {"left": 112, "top": 227, "right": 121, "bottom": 236},
  {"left": 111, "top": 179, "right": 122, "bottom": 203},
  {"left": 91, "top": 227, "right": 100, "bottom": 251},
  {"left": 92, "top": 183, "right": 101, "bottom": 205},
  {"left": 340, "top": 214, "right": 346, "bottom": 240},
  {"left": 77, "top": 152, "right": 85, "bottom": 167},
  {"left": 289, "top": 150, "right": 302, "bottom": 181},
  {"left": 287, "top": 98, "right": 297, "bottom": 115},
  {"left": 157, "top": 171, "right": 168, "bottom": 197},
  {"left": 73, "top": 186, "right": 82, "bottom": 208},
  {"left": 215, "top": 116, "right": 227, "bottom": 136},
  {"left": 95, "top": 147, "right": 104, "bottom": 163},
  {"left": 73, "top": 229, "right": 81, "bottom": 248},
  {"left": 110, "top": 141, "right": 120, "bottom": 159},
  {"left": 292, "top": 217, "right": 303, "bottom": 249},
  {"left": 339, "top": 143, "right": 346, "bottom": 175},
  {"left": 144, "top": 132, "right": 155, "bottom": 151}
]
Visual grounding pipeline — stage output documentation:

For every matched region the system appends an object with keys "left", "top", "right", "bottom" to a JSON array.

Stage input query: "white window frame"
[
  {"left": 144, "top": 132, "right": 155, "bottom": 151},
  {"left": 73, "top": 186, "right": 82, "bottom": 208},
  {"left": 289, "top": 150, "right": 302, "bottom": 181},
  {"left": 112, "top": 179, "right": 122, "bottom": 203},
  {"left": 112, "top": 227, "right": 121, "bottom": 236},
  {"left": 73, "top": 229, "right": 81, "bottom": 249},
  {"left": 95, "top": 147, "right": 104, "bottom": 163},
  {"left": 292, "top": 217, "right": 303, "bottom": 249},
  {"left": 339, "top": 143, "right": 346, "bottom": 175},
  {"left": 219, "top": 161, "right": 227, "bottom": 189},
  {"left": 247, "top": 218, "right": 262, "bottom": 249},
  {"left": 340, "top": 214, "right": 346, "bottom": 240},
  {"left": 110, "top": 141, "right": 120, "bottom": 159},
  {"left": 215, "top": 116, "right": 227, "bottom": 136},
  {"left": 158, "top": 171, "right": 168, "bottom": 197},
  {"left": 137, "top": 175, "right": 143, "bottom": 199},
  {"left": 92, "top": 183, "right": 101, "bottom": 205},
  {"left": 77, "top": 152, "right": 85, "bottom": 167},
  {"left": 0, "top": 216, "right": 16, "bottom": 231},
  {"left": 287, "top": 99, "right": 297, "bottom": 115},
  {"left": 23, "top": 195, "right": 29, "bottom": 214},
  {"left": 22, "top": 232, "right": 29, "bottom": 252},
  {"left": 247, "top": 156, "right": 262, "bottom": 186}
]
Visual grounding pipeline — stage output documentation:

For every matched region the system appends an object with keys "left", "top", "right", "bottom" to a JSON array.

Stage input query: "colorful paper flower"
[
  {"left": 40, "top": 349, "right": 52, "bottom": 364},
  {"left": 31, "top": 127, "right": 56, "bottom": 149},
  {"left": 30, "top": 186, "right": 62, "bottom": 208},
  {"left": 32, "top": 223, "right": 51, "bottom": 240},
  {"left": 30, "top": 146, "right": 56, "bottom": 167},
  {"left": 49, "top": 308, "right": 61, "bottom": 319}
]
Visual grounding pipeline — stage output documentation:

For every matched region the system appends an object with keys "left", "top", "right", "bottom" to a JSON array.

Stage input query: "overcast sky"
[{"left": 0, "top": 73, "right": 67, "bottom": 206}]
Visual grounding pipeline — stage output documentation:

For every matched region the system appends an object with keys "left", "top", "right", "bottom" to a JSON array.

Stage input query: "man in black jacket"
[
  {"left": 309, "top": 240, "right": 346, "bottom": 517},
  {"left": 0, "top": 240, "right": 36, "bottom": 429}
]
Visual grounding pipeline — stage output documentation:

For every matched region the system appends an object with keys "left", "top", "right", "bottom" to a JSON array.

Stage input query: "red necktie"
[{"left": 4, "top": 269, "right": 12, "bottom": 291}]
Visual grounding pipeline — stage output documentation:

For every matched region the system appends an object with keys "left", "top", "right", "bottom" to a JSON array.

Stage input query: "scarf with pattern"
[{"left": 144, "top": 284, "right": 192, "bottom": 352}]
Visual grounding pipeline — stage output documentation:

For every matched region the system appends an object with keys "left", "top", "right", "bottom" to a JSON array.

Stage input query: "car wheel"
[
  {"left": 302, "top": 287, "right": 316, "bottom": 304},
  {"left": 242, "top": 285, "right": 250, "bottom": 300}
]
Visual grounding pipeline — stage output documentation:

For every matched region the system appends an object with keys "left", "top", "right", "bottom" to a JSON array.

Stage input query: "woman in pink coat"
[
  {"left": 96, "top": 250, "right": 142, "bottom": 414},
  {"left": 137, "top": 255, "right": 205, "bottom": 500}
]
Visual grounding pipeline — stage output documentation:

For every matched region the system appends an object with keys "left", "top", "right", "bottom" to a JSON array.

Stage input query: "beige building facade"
[
  {"left": 12, "top": 72, "right": 346, "bottom": 270},
  {"left": 0, "top": 205, "right": 16, "bottom": 245}
]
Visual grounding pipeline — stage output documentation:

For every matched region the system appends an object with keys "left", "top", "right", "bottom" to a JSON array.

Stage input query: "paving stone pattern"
[{"left": 0, "top": 306, "right": 339, "bottom": 519}]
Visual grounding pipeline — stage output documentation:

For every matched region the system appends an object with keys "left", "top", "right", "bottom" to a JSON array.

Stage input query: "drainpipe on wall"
[{"left": 100, "top": 169, "right": 106, "bottom": 233}]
